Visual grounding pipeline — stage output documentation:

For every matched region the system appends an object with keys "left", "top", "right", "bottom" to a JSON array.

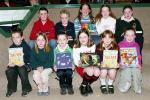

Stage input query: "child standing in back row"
[
  {"left": 118, "top": 28, "right": 142, "bottom": 94},
  {"left": 54, "top": 33, "right": 74, "bottom": 95}
]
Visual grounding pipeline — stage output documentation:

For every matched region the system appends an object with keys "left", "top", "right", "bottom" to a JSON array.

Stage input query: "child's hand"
[
  {"left": 53, "top": 66, "right": 57, "bottom": 72},
  {"left": 72, "top": 65, "right": 75, "bottom": 71},
  {"left": 78, "top": 61, "right": 82, "bottom": 67},
  {"left": 37, "top": 66, "right": 43, "bottom": 73},
  {"left": 8, "top": 63, "right": 15, "bottom": 67},
  {"left": 137, "top": 64, "right": 142, "bottom": 70}
]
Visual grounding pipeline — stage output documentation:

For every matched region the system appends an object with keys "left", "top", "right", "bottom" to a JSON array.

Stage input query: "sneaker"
[
  {"left": 108, "top": 85, "right": 114, "bottom": 94},
  {"left": 87, "top": 84, "right": 93, "bottom": 94},
  {"left": 100, "top": 85, "right": 108, "bottom": 94},
  {"left": 21, "top": 92, "right": 28, "bottom": 97},
  {"left": 37, "top": 92, "right": 43, "bottom": 96},
  {"left": 43, "top": 92, "right": 50, "bottom": 96},
  {"left": 60, "top": 88, "right": 67, "bottom": 95},
  {"left": 79, "top": 84, "right": 88, "bottom": 96},
  {"left": 67, "top": 88, "right": 74, "bottom": 95}
]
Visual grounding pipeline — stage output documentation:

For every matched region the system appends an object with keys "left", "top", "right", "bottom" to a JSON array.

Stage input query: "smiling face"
[
  {"left": 102, "top": 34, "right": 113, "bottom": 46},
  {"left": 57, "top": 34, "right": 68, "bottom": 48},
  {"left": 39, "top": 10, "right": 48, "bottom": 22},
  {"left": 36, "top": 35, "right": 46, "bottom": 49},
  {"left": 80, "top": 4, "right": 91, "bottom": 17},
  {"left": 60, "top": 13, "right": 69, "bottom": 26},
  {"left": 101, "top": 6, "right": 110, "bottom": 18},
  {"left": 79, "top": 32, "right": 89, "bottom": 46},
  {"left": 12, "top": 32, "right": 23, "bottom": 46},
  {"left": 124, "top": 30, "right": 136, "bottom": 42},
  {"left": 123, "top": 8, "right": 133, "bottom": 20}
]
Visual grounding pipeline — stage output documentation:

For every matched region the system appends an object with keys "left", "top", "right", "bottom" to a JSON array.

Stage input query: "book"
[
  {"left": 102, "top": 50, "right": 118, "bottom": 69},
  {"left": 56, "top": 53, "right": 73, "bottom": 69},
  {"left": 120, "top": 47, "right": 138, "bottom": 67},
  {"left": 80, "top": 53, "right": 100, "bottom": 68},
  {"left": 8, "top": 47, "right": 24, "bottom": 65}
]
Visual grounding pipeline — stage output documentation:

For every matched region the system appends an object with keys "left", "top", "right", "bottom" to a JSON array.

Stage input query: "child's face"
[
  {"left": 124, "top": 30, "right": 135, "bottom": 42},
  {"left": 60, "top": 13, "right": 69, "bottom": 25},
  {"left": 101, "top": 7, "right": 110, "bottom": 18},
  {"left": 80, "top": 5, "right": 91, "bottom": 17},
  {"left": 39, "top": 10, "right": 48, "bottom": 21},
  {"left": 79, "top": 32, "right": 89, "bottom": 45},
  {"left": 102, "top": 34, "right": 112, "bottom": 46},
  {"left": 123, "top": 8, "right": 133, "bottom": 20},
  {"left": 36, "top": 35, "right": 46, "bottom": 49},
  {"left": 11, "top": 32, "right": 23, "bottom": 46},
  {"left": 57, "top": 35, "right": 68, "bottom": 48}
]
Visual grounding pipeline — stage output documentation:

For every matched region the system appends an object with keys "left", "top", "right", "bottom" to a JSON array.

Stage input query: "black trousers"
[
  {"left": 5, "top": 66, "right": 32, "bottom": 92},
  {"left": 56, "top": 69, "right": 73, "bottom": 89}
]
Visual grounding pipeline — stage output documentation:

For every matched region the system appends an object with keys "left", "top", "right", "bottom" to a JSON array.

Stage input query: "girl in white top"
[
  {"left": 73, "top": 29, "right": 100, "bottom": 96},
  {"left": 95, "top": 5, "right": 116, "bottom": 35}
]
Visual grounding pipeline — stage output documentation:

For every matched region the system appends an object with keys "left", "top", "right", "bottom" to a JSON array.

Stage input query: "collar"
[
  {"left": 121, "top": 15, "right": 135, "bottom": 22},
  {"left": 57, "top": 44, "right": 69, "bottom": 52}
]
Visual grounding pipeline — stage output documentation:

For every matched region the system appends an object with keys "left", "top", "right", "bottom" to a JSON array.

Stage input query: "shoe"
[
  {"left": 60, "top": 88, "right": 67, "bottom": 95},
  {"left": 87, "top": 84, "right": 93, "bottom": 94},
  {"left": 21, "top": 91, "right": 28, "bottom": 97},
  {"left": 79, "top": 84, "right": 88, "bottom": 96},
  {"left": 6, "top": 90, "right": 16, "bottom": 97},
  {"left": 108, "top": 85, "right": 114, "bottom": 94},
  {"left": 37, "top": 92, "right": 43, "bottom": 96},
  {"left": 100, "top": 85, "right": 108, "bottom": 94},
  {"left": 67, "top": 88, "right": 74, "bottom": 95},
  {"left": 43, "top": 92, "right": 50, "bottom": 96}
]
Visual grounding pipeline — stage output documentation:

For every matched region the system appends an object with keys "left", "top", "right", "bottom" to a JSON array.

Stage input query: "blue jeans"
[{"left": 28, "top": 39, "right": 56, "bottom": 49}]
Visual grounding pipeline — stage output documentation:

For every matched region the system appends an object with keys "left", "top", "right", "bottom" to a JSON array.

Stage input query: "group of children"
[{"left": 5, "top": 3, "right": 143, "bottom": 97}]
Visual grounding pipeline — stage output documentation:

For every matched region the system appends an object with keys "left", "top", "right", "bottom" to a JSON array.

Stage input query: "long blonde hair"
[{"left": 34, "top": 32, "right": 50, "bottom": 53}]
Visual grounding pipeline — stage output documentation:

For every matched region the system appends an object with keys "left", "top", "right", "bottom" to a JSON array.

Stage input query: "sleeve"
[
  {"left": 136, "top": 44, "right": 142, "bottom": 65},
  {"left": 73, "top": 48, "right": 80, "bottom": 66},
  {"left": 29, "top": 21, "right": 39, "bottom": 40},
  {"left": 74, "top": 18, "right": 81, "bottom": 36},
  {"left": 91, "top": 45, "right": 96, "bottom": 53},
  {"left": 44, "top": 48, "right": 54, "bottom": 68},
  {"left": 55, "top": 23, "right": 60, "bottom": 36},
  {"left": 23, "top": 41, "right": 31, "bottom": 65},
  {"left": 70, "top": 23, "right": 76, "bottom": 39},
  {"left": 30, "top": 50, "right": 39, "bottom": 70},
  {"left": 47, "top": 21, "right": 56, "bottom": 40},
  {"left": 115, "top": 18, "right": 122, "bottom": 43},
  {"left": 109, "top": 19, "right": 116, "bottom": 34}
]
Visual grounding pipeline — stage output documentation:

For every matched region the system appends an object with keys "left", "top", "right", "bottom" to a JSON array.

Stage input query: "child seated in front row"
[
  {"left": 30, "top": 33, "right": 54, "bottom": 96},
  {"left": 54, "top": 33, "right": 74, "bottom": 95},
  {"left": 6, "top": 28, "right": 32, "bottom": 97},
  {"left": 96, "top": 30, "right": 119, "bottom": 94},
  {"left": 118, "top": 28, "right": 142, "bottom": 94}
]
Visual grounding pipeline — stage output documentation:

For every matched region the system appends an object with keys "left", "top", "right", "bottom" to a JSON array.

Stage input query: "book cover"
[
  {"left": 56, "top": 53, "right": 73, "bottom": 69},
  {"left": 80, "top": 53, "right": 100, "bottom": 68},
  {"left": 120, "top": 47, "right": 138, "bottom": 67},
  {"left": 8, "top": 47, "right": 24, "bottom": 65},
  {"left": 102, "top": 50, "right": 118, "bottom": 69}
]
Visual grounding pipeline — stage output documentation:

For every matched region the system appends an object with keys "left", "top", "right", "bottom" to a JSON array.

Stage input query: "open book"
[
  {"left": 120, "top": 47, "right": 138, "bottom": 67},
  {"left": 80, "top": 53, "right": 100, "bottom": 68},
  {"left": 8, "top": 47, "right": 24, "bottom": 65},
  {"left": 102, "top": 50, "right": 118, "bottom": 69}
]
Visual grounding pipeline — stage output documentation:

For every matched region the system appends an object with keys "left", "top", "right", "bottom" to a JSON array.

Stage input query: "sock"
[
  {"left": 100, "top": 78, "right": 106, "bottom": 85},
  {"left": 108, "top": 79, "right": 114, "bottom": 85}
]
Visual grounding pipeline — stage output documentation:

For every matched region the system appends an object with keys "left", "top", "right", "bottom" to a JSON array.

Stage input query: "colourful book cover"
[
  {"left": 80, "top": 53, "right": 100, "bottom": 68},
  {"left": 120, "top": 47, "right": 138, "bottom": 67},
  {"left": 56, "top": 53, "right": 73, "bottom": 69},
  {"left": 8, "top": 47, "right": 24, "bottom": 65},
  {"left": 102, "top": 50, "right": 118, "bottom": 69}
]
